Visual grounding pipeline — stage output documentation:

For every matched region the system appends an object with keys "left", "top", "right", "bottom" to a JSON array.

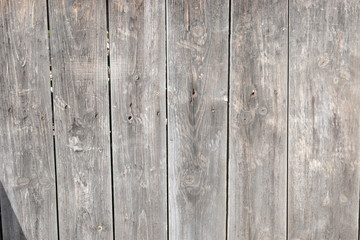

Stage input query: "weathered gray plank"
[
  {"left": 0, "top": 0, "right": 58, "bottom": 239},
  {"left": 167, "top": 0, "right": 229, "bottom": 239},
  {"left": 228, "top": 0, "right": 288, "bottom": 239},
  {"left": 109, "top": 0, "right": 167, "bottom": 239},
  {"left": 48, "top": 1, "right": 112, "bottom": 239},
  {"left": 288, "top": 0, "right": 360, "bottom": 239}
]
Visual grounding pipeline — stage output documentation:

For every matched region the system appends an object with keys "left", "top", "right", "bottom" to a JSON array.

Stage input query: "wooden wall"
[{"left": 0, "top": 0, "right": 359, "bottom": 239}]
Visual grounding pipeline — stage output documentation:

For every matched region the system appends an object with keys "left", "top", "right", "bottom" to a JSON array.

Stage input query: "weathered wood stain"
[
  {"left": 48, "top": 0, "right": 112, "bottom": 239},
  {"left": 0, "top": 0, "right": 57, "bottom": 239},
  {"left": 167, "top": 0, "right": 229, "bottom": 239},
  {"left": 228, "top": 0, "right": 288, "bottom": 239},
  {"left": 0, "top": 0, "right": 359, "bottom": 239},
  {"left": 288, "top": 0, "right": 360, "bottom": 239},
  {"left": 109, "top": 0, "right": 167, "bottom": 239}
]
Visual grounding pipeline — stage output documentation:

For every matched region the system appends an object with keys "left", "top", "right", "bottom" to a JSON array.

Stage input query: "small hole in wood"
[
  {"left": 64, "top": 105, "right": 68, "bottom": 109},
  {"left": 250, "top": 90, "right": 256, "bottom": 98},
  {"left": 128, "top": 116, "right": 133, "bottom": 121},
  {"left": 192, "top": 88, "right": 196, "bottom": 96}
]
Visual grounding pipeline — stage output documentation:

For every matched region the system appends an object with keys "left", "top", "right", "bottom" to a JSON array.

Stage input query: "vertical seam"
[
  {"left": 165, "top": 0, "right": 170, "bottom": 239},
  {"left": 286, "top": 0, "right": 290, "bottom": 239},
  {"left": 105, "top": 1, "right": 115, "bottom": 239},
  {"left": 45, "top": 0, "right": 60, "bottom": 239},
  {"left": 225, "top": 0, "right": 232, "bottom": 239}
]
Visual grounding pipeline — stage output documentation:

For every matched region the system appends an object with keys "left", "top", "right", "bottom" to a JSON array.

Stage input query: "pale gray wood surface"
[
  {"left": 288, "top": 0, "right": 360, "bottom": 239},
  {"left": 1, "top": 1, "right": 359, "bottom": 239},
  {"left": 109, "top": 0, "right": 167, "bottom": 239},
  {"left": 167, "top": 0, "right": 229, "bottom": 239},
  {"left": 228, "top": 0, "right": 288, "bottom": 239},
  {"left": 0, "top": 0, "right": 58, "bottom": 239},
  {"left": 48, "top": 0, "right": 112, "bottom": 239}
]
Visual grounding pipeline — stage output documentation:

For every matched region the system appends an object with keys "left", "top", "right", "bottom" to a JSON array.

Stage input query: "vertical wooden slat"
[
  {"left": 109, "top": 0, "right": 167, "bottom": 239},
  {"left": 167, "top": 0, "right": 229, "bottom": 239},
  {"left": 0, "top": 0, "right": 58, "bottom": 239},
  {"left": 228, "top": 0, "right": 288, "bottom": 239},
  {"left": 48, "top": 0, "right": 112, "bottom": 239},
  {"left": 288, "top": 0, "right": 360, "bottom": 239}
]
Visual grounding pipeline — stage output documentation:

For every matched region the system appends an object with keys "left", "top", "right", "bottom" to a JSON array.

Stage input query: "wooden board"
[
  {"left": 167, "top": 0, "right": 229, "bottom": 239},
  {"left": 228, "top": 0, "right": 288, "bottom": 239},
  {"left": 48, "top": 1, "right": 112, "bottom": 239},
  {"left": 109, "top": 0, "right": 167, "bottom": 239},
  {"left": 0, "top": 0, "right": 58, "bottom": 239},
  {"left": 288, "top": 0, "right": 360, "bottom": 239}
]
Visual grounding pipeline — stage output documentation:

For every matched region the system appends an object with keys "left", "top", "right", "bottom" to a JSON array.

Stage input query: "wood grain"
[
  {"left": 1, "top": 1, "right": 359, "bottom": 238},
  {"left": 48, "top": 0, "right": 112, "bottom": 239},
  {"left": 167, "top": 0, "right": 229, "bottom": 239},
  {"left": 288, "top": 0, "right": 360, "bottom": 239},
  {"left": 228, "top": 0, "right": 288, "bottom": 239},
  {"left": 109, "top": 0, "right": 167, "bottom": 239},
  {"left": 0, "top": 0, "right": 58, "bottom": 239}
]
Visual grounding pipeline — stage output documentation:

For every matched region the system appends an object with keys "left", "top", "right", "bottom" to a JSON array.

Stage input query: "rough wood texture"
[
  {"left": 228, "top": 0, "right": 288, "bottom": 239},
  {"left": 0, "top": 0, "right": 58, "bottom": 239},
  {"left": 48, "top": 1, "right": 112, "bottom": 239},
  {"left": 109, "top": 0, "right": 167, "bottom": 239},
  {"left": 1, "top": 1, "right": 360, "bottom": 239},
  {"left": 167, "top": 0, "right": 229, "bottom": 239},
  {"left": 288, "top": 0, "right": 360, "bottom": 239}
]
